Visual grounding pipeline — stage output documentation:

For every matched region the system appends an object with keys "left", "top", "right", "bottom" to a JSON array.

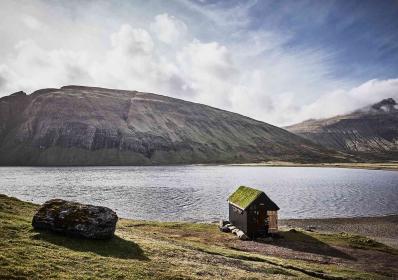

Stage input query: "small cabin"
[{"left": 228, "top": 186, "right": 279, "bottom": 239}]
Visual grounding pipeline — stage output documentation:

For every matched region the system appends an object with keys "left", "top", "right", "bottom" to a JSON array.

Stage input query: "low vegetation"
[{"left": 1, "top": 194, "right": 396, "bottom": 279}]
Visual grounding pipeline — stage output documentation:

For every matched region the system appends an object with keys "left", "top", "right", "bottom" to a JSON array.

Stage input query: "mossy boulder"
[{"left": 32, "top": 199, "right": 118, "bottom": 239}]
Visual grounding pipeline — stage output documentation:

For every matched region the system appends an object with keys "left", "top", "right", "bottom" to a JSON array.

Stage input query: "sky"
[{"left": 0, "top": 0, "right": 398, "bottom": 126}]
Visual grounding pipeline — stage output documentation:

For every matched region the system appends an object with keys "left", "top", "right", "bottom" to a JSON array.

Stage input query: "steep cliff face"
[
  {"left": 286, "top": 98, "right": 398, "bottom": 160},
  {"left": 0, "top": 91, "right": 31, "bottom": 139},
  {"left": 0, "top": 86, "right": 344, "bottom": 165}
]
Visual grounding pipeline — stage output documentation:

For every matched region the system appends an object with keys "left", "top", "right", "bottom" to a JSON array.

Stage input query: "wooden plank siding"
[
  {"left": 228, "top": 187, "right": 279, "bottom": 238},
  {"left": 229, "top": 196, "right": 279, "bottom": 238},
  {"left": 229, "top": 204, "right": 248, "bottom": 233},
  {"left": 267, "top": 210, "right": 278, "bottom": 233}
]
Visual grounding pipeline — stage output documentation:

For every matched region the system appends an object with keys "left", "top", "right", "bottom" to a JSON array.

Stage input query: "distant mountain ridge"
[
  {"left": 286, "top": 98, "right": 398, "bottom": 160},
  {"left": 355, "top": 98, "right": 398, "bottom": 114},
  {"left": 0, "top": 85, "right": 345, "bottom": 165}
]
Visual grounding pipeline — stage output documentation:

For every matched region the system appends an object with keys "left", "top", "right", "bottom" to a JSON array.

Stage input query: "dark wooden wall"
[
  {"left": 229, "top": 193, "right": 279, "bottom": 238},
  {"left": 229, "top": 204, "right": 247, "bottom": 233}
]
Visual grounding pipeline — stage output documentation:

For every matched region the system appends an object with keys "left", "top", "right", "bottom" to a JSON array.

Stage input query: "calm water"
[{"left": 1, "top": 166, "right": 397, "bottom": 221}]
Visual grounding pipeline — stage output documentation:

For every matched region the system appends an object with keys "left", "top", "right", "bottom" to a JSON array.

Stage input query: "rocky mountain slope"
[
  {"left": 285, "top": 98, "right": 398, "bottom": 160},
  {"left": 0, "top": 86, "right": 345, "bottom": 165}
]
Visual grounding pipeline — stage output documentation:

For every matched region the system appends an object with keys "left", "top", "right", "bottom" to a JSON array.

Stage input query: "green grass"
[
  {"left": 0, "top": 194, "right": 395, "bottom": 279},
  {"left": 314, "top": 232, "right": 398, "bottom": 255},
  {"left": 228, "top": 186, "right": 263, "bottom": 209}
]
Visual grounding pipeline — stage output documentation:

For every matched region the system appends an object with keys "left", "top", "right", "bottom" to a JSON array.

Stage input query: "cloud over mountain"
[{"left": 0, "top": 0, "right": 397, "bottom": 126}]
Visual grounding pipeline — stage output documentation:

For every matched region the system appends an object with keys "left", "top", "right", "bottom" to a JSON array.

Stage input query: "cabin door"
[{"left": 257, "top": 204, "right": 268, "bottom": 232}]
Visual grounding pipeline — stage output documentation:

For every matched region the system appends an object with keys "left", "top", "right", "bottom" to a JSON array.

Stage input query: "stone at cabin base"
[
  {"left": 219, "top": 219, "right": 229, "bottom": 228},
  {"left": 237, "top": 230, "right": 249, "bottom": 240}
]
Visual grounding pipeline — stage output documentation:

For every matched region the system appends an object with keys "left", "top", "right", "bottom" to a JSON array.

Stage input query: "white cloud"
[
  {"left": 0, "top": 40, "right": 91, "bottom": 93},
  {"left": 150, "top": 13, "right": 187, "bottom": 44},
  {"left": 176, "top": 0, "right": 255, "bottom": 29},
  {"left": 0, "top": 65, "right": 13, "bottom": 91},
  {"left": 21, "top": 15, "right": 45, "bottom": 30},
  {"left": 111, "top": 25, "right": 154, "bottom": 55},
  {"left": 176, "top": 40, "right": 238, "bottom": 106},
  {"left": 0, "top": 1, "right": 397, "bottom": 127},
  {"left": 296, "top": 79, "right": 398, "bottom": 122},
  {"left": 92, "top": 24, "right": 192, "bottom": 97}
]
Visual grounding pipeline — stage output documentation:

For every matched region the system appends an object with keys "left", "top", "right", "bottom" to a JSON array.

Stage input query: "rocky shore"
[
  {"left": 280, "top": 215, "right": 398, "bottom": 248},
  {"left": 230, "top": 161, "right": 398, "bottom": 171}
]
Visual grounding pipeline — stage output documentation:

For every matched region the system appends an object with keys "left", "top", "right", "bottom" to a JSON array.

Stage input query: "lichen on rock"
[{"left": 32, "top": 199, "right": 118, "bottom": 239}]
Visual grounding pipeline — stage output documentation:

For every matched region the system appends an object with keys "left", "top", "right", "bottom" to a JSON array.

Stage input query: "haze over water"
[{"left": 1, "top": 166, "right": 397, "bottom": 221}]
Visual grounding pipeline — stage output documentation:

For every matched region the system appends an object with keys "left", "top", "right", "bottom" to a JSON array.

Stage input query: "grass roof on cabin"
[{"left": 228, "top": 186, "right": 263, "bottom": 210}]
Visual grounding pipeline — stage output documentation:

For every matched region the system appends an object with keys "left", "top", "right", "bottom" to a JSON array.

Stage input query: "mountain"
[
  {"left": 0, "top": 85, "right": 345, "bottom": 165},
  {"left": 285, "top": 98, "right": 398, "bottom": 160}
]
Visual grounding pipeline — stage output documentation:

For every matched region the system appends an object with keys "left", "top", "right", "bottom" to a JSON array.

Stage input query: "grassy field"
[{"left": 1, "top": 194, "right": 397, "bottom": 279}]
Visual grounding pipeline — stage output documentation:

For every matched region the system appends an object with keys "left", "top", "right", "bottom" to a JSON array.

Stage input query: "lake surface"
[{"left": 1, "top": 166, "right": 397, "bottom": 221}]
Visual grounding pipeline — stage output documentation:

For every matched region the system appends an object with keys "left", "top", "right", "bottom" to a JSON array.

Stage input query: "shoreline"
[
  {"left": 228, "top": 161, "right": 398, "bottom": 171},
  {"left": 119, "top": 214, "right": 398, "bottom": 249},
  {"left": 279, "top": 215, "right": 398, "bottom": 248},
  {"left": 170, "top": 215, "right": 398, "bottom": 248},
  {"left": 4, "top": 192, "right": 398, "bottom": 231},
  {"left": 0, "top": 162, "right": 398, "bottom": 171},
  {"left": 4, "top": 193, "right": 397, "bottom": 242}
]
